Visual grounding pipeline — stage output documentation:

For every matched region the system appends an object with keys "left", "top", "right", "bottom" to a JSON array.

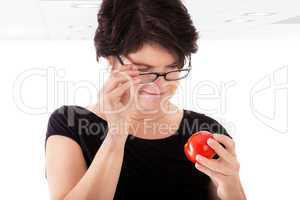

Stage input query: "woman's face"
[{"left": 110, "top": 43, "right": 181, "bottom": 112}]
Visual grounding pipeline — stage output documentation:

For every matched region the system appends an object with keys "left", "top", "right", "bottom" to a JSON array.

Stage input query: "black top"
[{"left": 45, "top": 105, "right": 231, "bottom": 200}]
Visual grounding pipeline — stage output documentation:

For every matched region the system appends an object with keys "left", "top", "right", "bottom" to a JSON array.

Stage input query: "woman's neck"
[
  {"left": 128, "top": 101, "right": 177, "bottom": 123},
  {"left": 126, "top": 102, "right": 182, "bottom": 136},
  {"left": 87, "top": 101, "right": 180, "bottom": 128}
]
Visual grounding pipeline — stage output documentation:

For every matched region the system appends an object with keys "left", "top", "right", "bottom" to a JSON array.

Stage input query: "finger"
[
  {"left": 195, "top": 162, "right": 214, "bottom": 177},
  {"left": 112, "top": 64, "right": 140, "bottom": 79},
  {"left": 196, "top": 154, "right": 229, "bottom": 176},
  {"left": 212, "top": 134, "right": 236, "bottom": 155},
  {"left": 122, "top": 64, "right": 138, "bottom": 70},
  {"left": 104, "top": 70, "right": 140, "bottom": 92},
  {"left": 195, "top": 163, "right": 225, "bottom": 187},
  {"left": 109, "top": 78, "right": 141, "bottom": 100},
  {"left": 195, "top": 162, "right": 220, "bottom": 179},
  {"left": 111, "top": 67, "right": 139, "bottom": 77},
  {"left": 207, "top": 138, "right": 236, "bottom": 164},
  {"left": 117, "top": 70, "right": 140, "bottom": 80},
  {"left": 114, "top": 63, "right": 138, "bottom": 71}
]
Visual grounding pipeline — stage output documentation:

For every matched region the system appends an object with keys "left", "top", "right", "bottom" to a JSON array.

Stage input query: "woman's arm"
[{"left": 46, "top": 129, "right": 128, "bottom": 200}]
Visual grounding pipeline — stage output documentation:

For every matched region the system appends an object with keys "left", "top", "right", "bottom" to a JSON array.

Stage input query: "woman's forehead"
[{"left": 125, "top": 43, "right": 179, "bottom": 68}]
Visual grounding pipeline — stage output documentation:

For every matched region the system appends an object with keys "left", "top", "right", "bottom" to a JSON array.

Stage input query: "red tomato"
[{"left": 184, "top": 131, "right": 216, "bottom": 163}]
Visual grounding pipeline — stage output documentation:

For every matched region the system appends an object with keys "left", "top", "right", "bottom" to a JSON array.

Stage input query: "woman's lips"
[{"left": 139, "top": 90, "right": 164, "bottom": 95}]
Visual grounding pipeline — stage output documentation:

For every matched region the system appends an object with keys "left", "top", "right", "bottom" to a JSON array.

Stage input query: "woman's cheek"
[{"left": 166, "top": 82, "right": 179, "bottom": 96}]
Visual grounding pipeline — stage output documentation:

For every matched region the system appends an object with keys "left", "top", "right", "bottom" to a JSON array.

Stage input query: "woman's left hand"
[{"left": 195, "top": 134, "right": 246, "bottom": 200}]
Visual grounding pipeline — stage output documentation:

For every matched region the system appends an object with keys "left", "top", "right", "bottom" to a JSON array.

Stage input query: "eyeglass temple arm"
[
  {"left": 188, "top": 56, "right": 192, "bottom": 69},
  {"left": 116, "top": 55, "right": 124, "bottom": 65}
]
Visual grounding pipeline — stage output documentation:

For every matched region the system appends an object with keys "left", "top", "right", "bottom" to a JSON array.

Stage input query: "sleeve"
[
  {"left": 44, "top": 105, "right": 82, "bottom": 179},
  {"left": 45, "top": 105, "right": 81, "bottom": 148}
]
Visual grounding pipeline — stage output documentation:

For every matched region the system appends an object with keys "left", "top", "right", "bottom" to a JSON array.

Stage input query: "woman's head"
[{"left": 94, "top": 0, "right": 198, "bottom": 112}]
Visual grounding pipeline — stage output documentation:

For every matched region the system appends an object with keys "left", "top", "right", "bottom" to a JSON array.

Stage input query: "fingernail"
[
  {"left": 196, "top": 155, "right": 202, "bottom": 161},
  {"left": 207, "top": 138, "right": 213, "bottom": 144},
  {"left": 130, "top": 65, "right": 137, "bottom": 70}
]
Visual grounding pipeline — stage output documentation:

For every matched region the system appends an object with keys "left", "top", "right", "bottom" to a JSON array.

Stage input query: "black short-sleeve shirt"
[{"left": 45, "top": 105, "right": 231, "bottom": 200}]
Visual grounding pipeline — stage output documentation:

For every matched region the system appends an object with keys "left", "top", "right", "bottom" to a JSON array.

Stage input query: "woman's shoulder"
[
  {"left": 46, "top": 105, "right": 86, "bottom": 133},
  {"left": 183, "top": 109, "right": 231, "bottom": 138},
  {"left": 49, "top": 104, "right": 92, "bottom": 115},
  {"left": 46, "top": 105, "right": 108, "bottom": 144},
  {"left": 49, "top": 104, "right": 106, "bottom": 122},
  {"left": 45, "top": 105, "right": 80, "bottom": 146},
  {"left": 48, "top": 104, "right": 83, "bottom": 119}
]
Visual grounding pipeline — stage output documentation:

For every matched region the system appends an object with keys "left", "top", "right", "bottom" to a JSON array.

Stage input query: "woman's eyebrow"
[{"left": 166, "top": 62, "right": 180, "bottom": 67}]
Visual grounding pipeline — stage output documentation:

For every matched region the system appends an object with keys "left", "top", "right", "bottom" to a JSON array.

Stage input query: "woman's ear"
[
  {"left": 107, "top": 55, "right": 114, "bottom": 66},
  {"left": 106, "top": 55, "right": 116, "bottom": 71}
]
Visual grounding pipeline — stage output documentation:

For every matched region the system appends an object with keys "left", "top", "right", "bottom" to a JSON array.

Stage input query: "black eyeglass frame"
[{"left": 115, "top": 55, "right": 192, "bottom": 82}]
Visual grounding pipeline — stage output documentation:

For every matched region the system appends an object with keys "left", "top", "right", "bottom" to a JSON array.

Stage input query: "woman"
[{"left": 45, "top": 0, "right": 246, "bottom": 199}]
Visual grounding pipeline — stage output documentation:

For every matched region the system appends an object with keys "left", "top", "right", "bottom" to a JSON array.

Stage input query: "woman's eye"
[
  {"left": 167, "top": 65, "right": 180, "bottom": 70},
  {"left": 139, "top": 68, "right": 151, "bottom": 72}
]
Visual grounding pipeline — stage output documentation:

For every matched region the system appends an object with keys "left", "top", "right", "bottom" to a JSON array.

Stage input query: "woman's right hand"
[{"left": 97, "top": 64, "right": 141, "bottom": 136}]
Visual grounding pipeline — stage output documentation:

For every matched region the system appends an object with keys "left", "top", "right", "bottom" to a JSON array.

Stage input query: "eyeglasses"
[{"left": 116, "top": 55, "right": 192, "bottom": 84}]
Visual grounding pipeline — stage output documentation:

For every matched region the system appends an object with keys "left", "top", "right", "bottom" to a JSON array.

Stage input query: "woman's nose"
[{"left": 153, "top": 75, "right": 165, "bottom": 86}]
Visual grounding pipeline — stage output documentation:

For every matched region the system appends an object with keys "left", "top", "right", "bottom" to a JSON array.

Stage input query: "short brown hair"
[{"left": 94, "top": 0, "right": 199, "bottom": 66}]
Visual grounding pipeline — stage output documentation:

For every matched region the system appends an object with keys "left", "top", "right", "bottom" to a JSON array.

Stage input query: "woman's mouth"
[{"left": 139, "top": 90, "right": 164, "bottom": 96}]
